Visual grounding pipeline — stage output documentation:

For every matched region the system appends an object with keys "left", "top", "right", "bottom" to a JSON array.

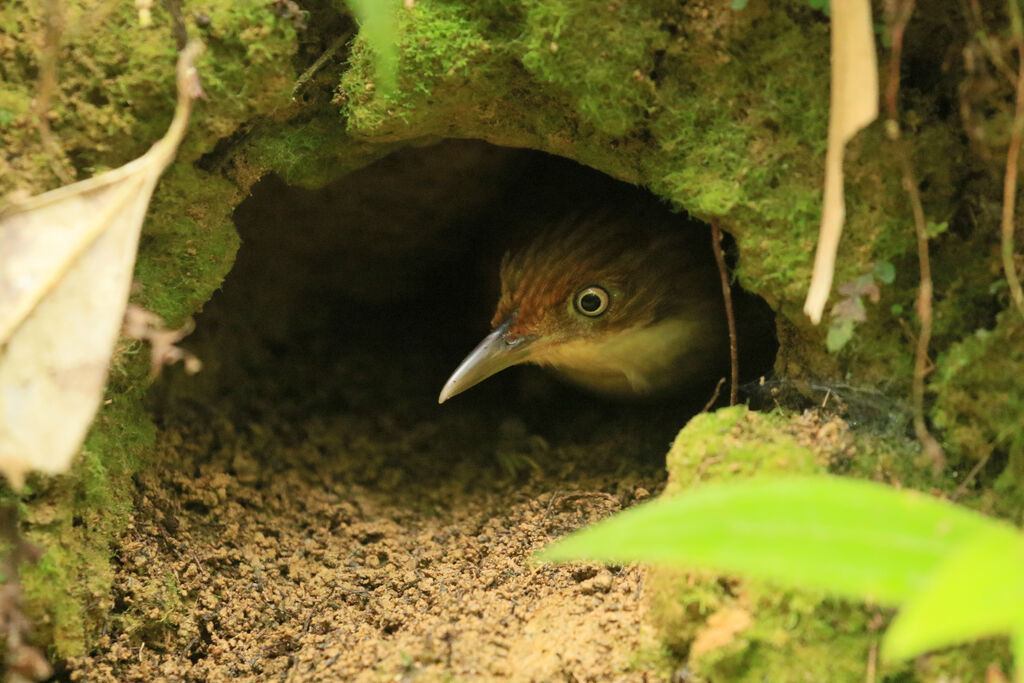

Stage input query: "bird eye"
[{"left": 573, "top": 286, "right": 609, "bottom": 317}]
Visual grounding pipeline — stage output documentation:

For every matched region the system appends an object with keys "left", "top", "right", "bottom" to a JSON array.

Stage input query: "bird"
[{"left": 437, "top": 195, "right": 745, "bottom": 404}]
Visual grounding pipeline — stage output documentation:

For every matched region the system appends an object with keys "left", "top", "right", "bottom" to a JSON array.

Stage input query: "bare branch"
[
  {"left": 1001, "top": 0, "right": 1024, "bottom": 318},
  {"left": 884, "top": 0, "right": 946, "bottom": 472},
  {"left": 710, "top": 222, "right": 739, "bottom": 406}
]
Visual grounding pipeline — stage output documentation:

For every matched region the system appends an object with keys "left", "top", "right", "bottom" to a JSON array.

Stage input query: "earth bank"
[{"left": 0, "top": 0, "right": 1021, "bottom": 679}]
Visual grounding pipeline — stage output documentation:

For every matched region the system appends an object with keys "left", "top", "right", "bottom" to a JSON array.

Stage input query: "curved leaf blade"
[
  {"left": 539, "top": 476, "right": 1018, "bottom": 604},
  {"left": 884, "top": 532, "right": 1024, "bottom": 663}
]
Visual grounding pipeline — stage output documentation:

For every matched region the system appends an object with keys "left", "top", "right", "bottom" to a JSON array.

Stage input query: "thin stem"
[
  {"left": 951, "top": 452, "right": 991, "bottom": 501},
  {"left": 1001, "top": 0, "right": 1024, "bottom": 318},
  {"left": 164, "top": 0, "right": 189, "bottom": 50},
  {"left": 293, "top": 31, "right": 355, "bottom": 98},
  {"left": 701, "top": 377, "right": 727, "bottom": 413},
  {"left": 885, "top": 0, "right": 946, "bottom": 471},
  {"left": 964, "top": 0, "right": 1019, "bottom": 84},
  {"left": 34, "top": 0, "right": 74, "bottom": 184},
  {"left": 710, "top": 221, "right": 739, "bottom": 406},
  {"left": 865, "top": 640, "right": 878, "bottom": 683}
]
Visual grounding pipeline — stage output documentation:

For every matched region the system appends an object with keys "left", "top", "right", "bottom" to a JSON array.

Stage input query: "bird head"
[{"left": 438, "top": 205, "right": 726, "bottom": 404}]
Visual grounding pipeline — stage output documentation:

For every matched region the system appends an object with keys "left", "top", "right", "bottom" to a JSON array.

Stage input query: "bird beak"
[{"left": 438, "top": 317, "right": 533, "bottom": 404}]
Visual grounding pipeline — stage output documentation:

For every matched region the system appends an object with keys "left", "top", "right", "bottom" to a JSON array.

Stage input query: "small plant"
[
  {"left": 827, "top": 261, "right": 895, "bottom": 352},
  {"left": 539, "top": 476, "right": 1024, "bottom": 677}
]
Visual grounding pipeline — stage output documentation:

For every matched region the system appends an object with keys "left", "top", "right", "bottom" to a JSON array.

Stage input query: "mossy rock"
[
  {"left": 649, "top": 406, "right": 1011, "bottom": 680},
  {"left": 932, "top": 310, "right": 1024, "bottom": 524}
]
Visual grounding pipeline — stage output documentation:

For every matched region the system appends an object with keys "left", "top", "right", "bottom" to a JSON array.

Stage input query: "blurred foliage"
[{"left": 542, "top": 475, "right": 1024, "bottom": 679}]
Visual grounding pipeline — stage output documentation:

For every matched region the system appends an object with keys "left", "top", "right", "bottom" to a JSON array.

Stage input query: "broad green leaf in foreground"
[
  {"left": 884, "top": 532, "right": 1024, "bottom": 663},
  {"left": 345, "top": 0, "right": 400, "bottom": 93},
  {"left": 539, "top": 476, "right": 1018, "bottom": 604}
]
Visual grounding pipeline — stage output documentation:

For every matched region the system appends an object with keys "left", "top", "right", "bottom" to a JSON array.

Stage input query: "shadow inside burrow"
[{"left": 151, "top": 139, "right": 778, "bottom": 501}]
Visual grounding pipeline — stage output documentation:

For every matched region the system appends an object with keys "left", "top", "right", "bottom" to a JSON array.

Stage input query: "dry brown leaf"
[
  {"left": 690, "top": 606, "right": 753, "bottom": 658},
  {"left": 803, "top": 0, "right": 879, "bottom": 324},
  {"left": 0, "top": 43, "right": 203, "bottom": 488}
]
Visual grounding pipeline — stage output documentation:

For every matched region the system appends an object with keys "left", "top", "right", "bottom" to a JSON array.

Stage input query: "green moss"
[
  {"left": 644, "top": 6, "right": 831, "bottom": 303},
  {"left": 0, "top": 0, "right": 1011, "bottom": 675},
  {"left": 340, "top": 0, "right": 502, "bottom": 137},
  {"left": 932, "top": 310, "right": 1024, "bottom": 522},
  {"left": 134, "top": 165, "right": 242, "bottom": 325},
  {"left": 15, "top": 387, "right": 154, "bottom": 657},
  {"left": 662, "top": 406, "right": 825, "bottom": 495},
  {"left": 239, "top": 112, "right": 401, "bottom": 189},
  {"left": 517, "top": 0, "right": 663, "bottom": 137},
  {"left": 0, "top": 1, "right": 292, "bottom": 189},
  {"left": 0, "top": 0, "right": 303, "bottom": 658},
  {"left": 651, "top": 405, "right": 835, "bottom": 679},
  {"left": 651, "top": 406, "right": 1009, "bottom": 681}
]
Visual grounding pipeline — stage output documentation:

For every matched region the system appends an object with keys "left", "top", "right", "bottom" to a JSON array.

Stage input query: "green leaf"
[
  {"left": 345, "top": 0, "right": 400, "bottom": 93},
  {"left": 730, "top": 0, "right": 749, "bottom": 9},
  {"left": 883, "top": 532, "right": 1024, "bottom": 663},
  {"left": 827, "top": 318, "right": 855, "bottom": 352},
  {"left": 873, "top": 260, "right": 896, "bottom": 284},
  {"left": 539, "top": 476, "right": 1018, "bottom": 604},
  {"left": 808, "top": 0, "right": 831, "bottom": 15}
]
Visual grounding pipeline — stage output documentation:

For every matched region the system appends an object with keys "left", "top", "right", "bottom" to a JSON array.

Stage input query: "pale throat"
[{"left": 529, "top": 316, "right": 716, "bottom": 397}]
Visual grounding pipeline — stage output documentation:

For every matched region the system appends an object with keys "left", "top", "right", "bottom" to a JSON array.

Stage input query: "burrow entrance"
[
  {"left": 164, "top": 139, "right": 777, "bottom": 444},
  {"left": 80, "top": 140, "right": 777, "bottom": 679}
]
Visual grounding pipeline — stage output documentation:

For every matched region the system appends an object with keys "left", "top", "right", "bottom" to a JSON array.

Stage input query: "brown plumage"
[
  {"left": 495, "top": 204, "right": 723, "bottom": 343},
  {"left": 438, "top": 195, "right": 752, "bottom": 404}
]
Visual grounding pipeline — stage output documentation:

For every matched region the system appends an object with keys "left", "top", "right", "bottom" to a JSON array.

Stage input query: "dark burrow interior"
[
  {"left": 89, "top": 140, "right": 779, "bottom": 677},
  {"left": 156, "top": 138, "right": 779, "bottom": 481}
]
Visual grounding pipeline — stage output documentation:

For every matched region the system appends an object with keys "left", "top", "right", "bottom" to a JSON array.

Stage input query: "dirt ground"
[
  {"left": 66, "top": 390, "right": 669, "bottom": 681},
  {"left": 64, "top": 305, "right": 680, "bottom": 681},
  {"left": 63, "top": 144, "right": 727, "bottom": 680}
]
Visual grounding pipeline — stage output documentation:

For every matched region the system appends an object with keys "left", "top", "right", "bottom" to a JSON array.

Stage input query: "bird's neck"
[{"left": 531, "top": 311, "right": 725, "bottom": 397}]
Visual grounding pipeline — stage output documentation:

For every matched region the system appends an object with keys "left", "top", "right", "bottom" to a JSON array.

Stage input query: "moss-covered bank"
[
  {"left": 648, "top": 406, "right": 1012, "bottom": 680},
  {"left": 0, "top": 0, "right": 1021, "bottom": 677}
]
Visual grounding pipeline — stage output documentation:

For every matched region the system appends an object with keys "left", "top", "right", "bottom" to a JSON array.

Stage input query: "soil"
[
  {"left": 63, "top": 142, "right": 729, "bottom": 680},
  {"left": 67, "top": 391, "right": 669, "bottom": 681}
]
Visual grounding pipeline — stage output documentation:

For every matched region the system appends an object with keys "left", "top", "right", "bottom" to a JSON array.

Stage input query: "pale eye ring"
[{"left": 573, "top": 286, "right": 610, "bottom": 317}]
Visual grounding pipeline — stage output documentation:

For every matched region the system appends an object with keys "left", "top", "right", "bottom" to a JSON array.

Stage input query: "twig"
[
  {"left": 885, "top": 0, "right": 946, "bottom": 472},
  {"left": 34, "top": 0, "right": 74, "bottom": 184},
  {"left": 951, "top": 452, "right": 991, "bottom": 501},
  {"left": 0, "top": 506, "right": 51, "bottom": 681},
  {"left": 963, "top": 0, "right": 1018, "bottom": 85},
  {"left": 865, "top": 640, "right": 878, "bottom": 683},
  {"left": 700, "top": 378, "right": 726, "bottom": 413},
  {"left": 163, "top": 0, "right": 189, "bottom": 50},
  {"left": 538, "top": 490, "right": 561, "bottom": 527},
  {"left": 1001, "top": 0, "right": 1024, "bottom": 318},
  {"left": 710, "top": 221, "right": 739, "bottom": 405},
  {"left": 293, "top": 31, "right": 354, "bottom": 98}
]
